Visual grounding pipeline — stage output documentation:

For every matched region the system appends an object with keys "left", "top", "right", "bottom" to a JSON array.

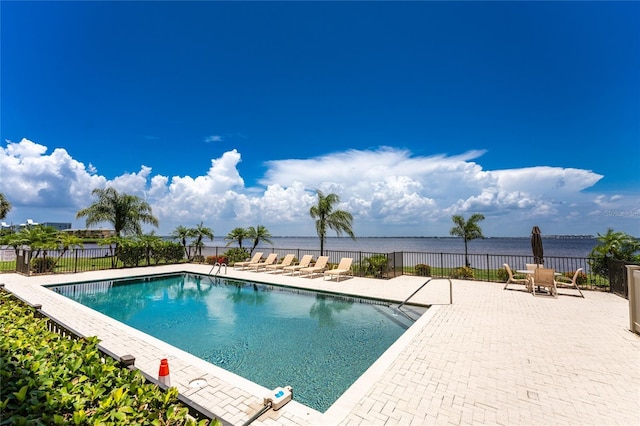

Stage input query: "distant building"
[
  {"left": 61, "top": 229, "right": 116, "bottom": 239},
  {"left": 42, "top": 222, "right": 72, "bottom": 231},
  {"left": 11, "top": 220, "right": 71, "bottom": 231},
  {"left": 2, "top": 219, "right": 115, "bottom": 239}
]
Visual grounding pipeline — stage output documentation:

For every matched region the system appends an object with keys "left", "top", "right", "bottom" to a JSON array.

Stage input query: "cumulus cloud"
[
  {"left": 0, "top": 138, "right": 106, "bottom": 207},
  {"left": 1, "top": 138, "right": 637, "bottom": 236}
]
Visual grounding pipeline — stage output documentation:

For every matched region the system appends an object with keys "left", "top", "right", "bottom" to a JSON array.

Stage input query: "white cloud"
[
  {"left": 110, "top": 166, "right": 153, "bottom": 196},
  {"left": 205, "top": 135, "right": 223, "bottom": 143},
  {"left": 1, "top": 139, "right": 637, "bottom": 237},
  {"left": 491, "top": 167, "right": 603, "bottom": 195},
  {"left": 0, "top": 138, "right": 106, "bottom": 207}
]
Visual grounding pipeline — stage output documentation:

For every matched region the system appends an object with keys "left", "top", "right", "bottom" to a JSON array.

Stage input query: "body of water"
[{"left": 210, "top": 236, "right": 598, "bottom": 259}]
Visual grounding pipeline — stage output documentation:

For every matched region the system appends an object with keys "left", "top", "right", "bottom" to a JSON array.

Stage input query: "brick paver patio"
[{"left": 2, "top": 264, "right": 639, "bottom": 425}]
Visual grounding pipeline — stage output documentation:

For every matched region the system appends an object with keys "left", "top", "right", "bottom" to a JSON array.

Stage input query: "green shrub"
[
  {"left": 117, "top": 243, "right": 145, "bottom": 267},
  {"left": 560, "top": 270, "right": 588, "bottom": 286},
  {"left": 206, "top": 256, "right": 228, "bottom": 265},
  {"left": 415, "top": 264, "right": 431, "bottom": 276},
  {"left": 152, "top": 241, "right": 185, "bottom": 264},
  {"left": 0, "top": 291, "right": 215, "bottom": 425},
  {"left": 224, "top": 248, "right": 250, "bottom": 265},
  {"left": 450, "top": 266, "right": 474, "bottom": 279},
  {"left": 496, "top": 267, "right": 509, "bottom": 282},
  {"left": 31, "top": 256, "right": 56, "bottom": 273},
  {"left": 362, "top": 254, "right": 389, "bottom": 278}
]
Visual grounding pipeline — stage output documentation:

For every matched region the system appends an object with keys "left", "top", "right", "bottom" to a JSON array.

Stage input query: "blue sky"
[{"left": 1, "top": 1, "right": 638, "bottom": 238}]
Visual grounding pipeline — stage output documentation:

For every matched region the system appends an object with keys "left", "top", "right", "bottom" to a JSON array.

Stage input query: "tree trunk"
[{"left": 464, "top": 239, "right": 470, "bottom": 267}]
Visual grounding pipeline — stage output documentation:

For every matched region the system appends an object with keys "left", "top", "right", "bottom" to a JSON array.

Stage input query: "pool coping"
[{"left": 1, "top": 264, "right": 443, "bottom": 425}]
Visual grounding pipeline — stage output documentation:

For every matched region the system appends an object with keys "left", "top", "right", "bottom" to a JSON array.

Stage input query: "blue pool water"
[{"left": 49, "top": 273, "right": 425, "bottom": 412}]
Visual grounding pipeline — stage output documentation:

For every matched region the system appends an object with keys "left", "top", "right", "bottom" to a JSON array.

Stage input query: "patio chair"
[
  {"left": 234, "top": 252, "right": 263, "bottom": 270},
  {"left": 324, "top": 257, "right": 354, "bottom": 282},
  {"left": 282, "top": 254, "right": 314, "bottom": 276},
  {"left": 530, "top": 268, "right": 557, "bottom": 298},
  {"left": 265, "top": 254, "right": 296, "bottom": 273},
  {"left": 526, "top": 263, "right": 543, "bottom": 271},
  {"left": 503, "top": 263, "right": 528, "bottom": 290},
  {"left": 299, "top": 256, "right": 330, "bottom": 278},
  {"left": 248, "top": 253, "right": 278, "bottom": 272},
  {"left": 555, "top": 268, "right": 585, "bottom": 298}
]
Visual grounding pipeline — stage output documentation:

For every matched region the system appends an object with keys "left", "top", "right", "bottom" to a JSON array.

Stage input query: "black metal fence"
[
  {"left": 1, "top": 245, "right": 611, "bottom": 291},
  {"left": 198, "top": 246, "right": 610, "bottom": 290},
  {"left": 608, "top": 258, "right": 638, "bottom": 299}
]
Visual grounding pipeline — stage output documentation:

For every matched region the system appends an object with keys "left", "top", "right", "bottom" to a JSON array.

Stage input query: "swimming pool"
[{"left": 48, "top": 273, "right": 427, "bottom": 412}]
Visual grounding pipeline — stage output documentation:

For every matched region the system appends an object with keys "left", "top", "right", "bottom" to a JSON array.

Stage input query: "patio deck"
[{"left": 2, "top": 264, "right": 639, "bottom": 425}]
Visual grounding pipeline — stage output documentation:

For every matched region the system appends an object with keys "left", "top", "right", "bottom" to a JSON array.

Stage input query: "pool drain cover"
[{"left": 189, "top": 378, "right": 207, "bottom": 388}]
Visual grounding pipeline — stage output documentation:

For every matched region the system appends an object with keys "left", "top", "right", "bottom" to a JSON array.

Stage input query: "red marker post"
[{"left": 158, "top": 358, "right": 171, "bottom": 387}]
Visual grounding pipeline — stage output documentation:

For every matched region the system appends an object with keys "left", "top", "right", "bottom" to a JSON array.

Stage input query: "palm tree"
[
  {"left": 97, "top": 235, "right": 125, "bottom": 268},
  {"left": 589, "top": 228, "right": 640, "bottom": 276},
  {"left": 247, "top": 225, "right": 273, "bottom": 255},
  {"left": 136, "top": 232, "right": 163, "bottom": 266},
  {"left": 593, "top": 228, "right": 640, "bottom": 260},
  {"left": 170, "top": 225, "right": 194, "bottom": 260},
  {"left": 449, "top": 213, "right": 485, "bottom": 267},
  {"left": 55, "top": 232, "right": 84, "bottom": 260},
  {"left": 192, "top": 222, "right": 214, "bottom": 260},
  {"left": 2, "top": 230, "right": 31, "bottom": 256},
  {"left": 76, "top": 187, "right": 159, "bottom": 237},
  {"left": 309, "top": 190, "right": 355, "bottom": 256},
  {"left": 225, "top": 227, "right": 249, "bottom": 248},
  {"left": 17, "top": 225, "right": 60, "bottom": 272},
  {"left": 0, "top": 193, "right": 11, "bottom": 219}
]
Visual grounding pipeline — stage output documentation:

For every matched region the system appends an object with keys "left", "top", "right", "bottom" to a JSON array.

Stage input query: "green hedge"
[
  {"left": 415, "top": 264, "right": 431, "bottom": 277},
  {"left": 0, "top": 291, "right": 217, "bottom": 425}
]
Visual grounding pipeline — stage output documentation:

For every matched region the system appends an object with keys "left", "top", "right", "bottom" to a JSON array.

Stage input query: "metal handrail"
[
  {"left": 396, "top": 277, "right": 453, "bottom": 311},
  {"left": 208, "top": 262, "right": 227, "bottom": 276}
]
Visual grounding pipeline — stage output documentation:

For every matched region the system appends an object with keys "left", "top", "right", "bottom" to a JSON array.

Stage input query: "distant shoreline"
[{"left": 264, "top": 235, "right": 596, "bottom": 239}]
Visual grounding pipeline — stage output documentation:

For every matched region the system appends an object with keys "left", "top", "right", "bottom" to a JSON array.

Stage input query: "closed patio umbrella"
[{"left": 531, "top": 226, "right": 544, "bottom": 265}]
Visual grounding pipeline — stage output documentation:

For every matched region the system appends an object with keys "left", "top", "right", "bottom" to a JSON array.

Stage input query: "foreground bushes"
[{"left": 0, "top": 291, "right": 214, "bottom": 425}]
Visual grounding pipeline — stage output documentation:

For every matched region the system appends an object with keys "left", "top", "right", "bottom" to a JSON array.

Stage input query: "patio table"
[{"left": 516, "top": 270, "right": 560, "bottom": 293}]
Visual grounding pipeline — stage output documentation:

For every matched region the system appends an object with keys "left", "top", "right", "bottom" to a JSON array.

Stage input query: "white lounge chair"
[
  {"left": 324, "top": 257, "right": 353, "bottom": 282},
  {"left": 555, "top": 268, "right": 585, "bottom": 298},
  {"left": 234, "top": 252, "right": 263, "bottom": 270},
  {"left": 299, "top": 256, "right": 329, "bottom": 278},
  {"left": 503, "top": 263, "right": 528, "bottom": 290},
  {"left": 248, "top": 253, "right": 278, "bottom": 272},
  {"left": 265, "top": 254, "right": 295, "bottom": 273},
  {"left": 282, "top": 255, "right": 314, "bottom": 276}
]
